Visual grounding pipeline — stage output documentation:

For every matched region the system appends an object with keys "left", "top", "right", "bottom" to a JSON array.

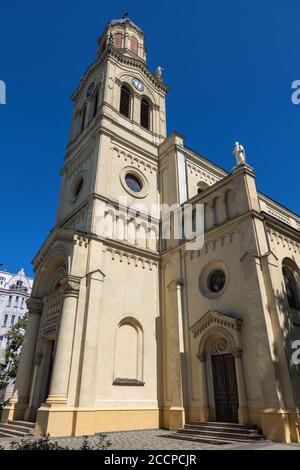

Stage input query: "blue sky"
[{"left": 0, "top": 0, "right": 299, "bottom": 276}]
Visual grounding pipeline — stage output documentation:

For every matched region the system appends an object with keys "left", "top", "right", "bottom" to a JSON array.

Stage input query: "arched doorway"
[{"left": 192, "top": 310, "right": 248, "bottom": 424}]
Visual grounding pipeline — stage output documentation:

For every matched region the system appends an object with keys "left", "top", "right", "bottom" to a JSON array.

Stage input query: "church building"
[{"left": 2, "top": 16, "right": 300, "bottom": 443}]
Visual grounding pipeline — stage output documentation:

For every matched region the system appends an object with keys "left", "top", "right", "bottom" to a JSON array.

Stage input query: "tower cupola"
[{"left": 97, "top": 14, "right": 147, "bottom": 62}]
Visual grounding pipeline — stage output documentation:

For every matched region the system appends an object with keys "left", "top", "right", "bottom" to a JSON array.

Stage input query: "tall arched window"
[
  {"left": 114, "top": 33, "right": 122, "bottom": 48},
  {"left": 92, "top": 89, "right": 99, "bottom": 118},
  {"left": 130, "top": 36, "right": 138, "bottom": 55},
  {"left": 119, "top": 84, "right": 131, "bottom": 118},
  {"left": 282, "top": 265, "right": 299, "bottom": 310},
  {"left": 140, "top": 98, "right": 150, "bottom": 130},
  {"left": 80, "top": 104, "right": 86, "bottom": 132}
]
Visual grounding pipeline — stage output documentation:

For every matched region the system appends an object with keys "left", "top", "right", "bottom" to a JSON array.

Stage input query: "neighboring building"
[
  {"left": 0, "top": 268, "right": 33, "bottom": 401},
  {"left": 2, "top": 17, "right": 300, "bottom": 442}
]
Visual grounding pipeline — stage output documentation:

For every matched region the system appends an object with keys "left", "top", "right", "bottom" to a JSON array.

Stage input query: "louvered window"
[
  {"left": 93, "top": 90, "right": 99, "bottom": 118},
  {"left": 80, "top": 105, "right": 86, "bottom": 132},
  {"left": 120, "top": 85, "right": 131, "bottom": 118},
  {"left": 140, "top": 98, "right": 150, "bottom": 130}
]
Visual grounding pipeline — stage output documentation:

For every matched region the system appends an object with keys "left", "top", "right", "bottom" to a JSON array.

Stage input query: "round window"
[
  {"left": 73, "top": 177, "right": 84, "bottom": 198},
  {"left": 207, "top": 269, "right": 226, "bottom": 293},
  {"left": 125, "top": 174, "right": 143, "bottom": 193}
]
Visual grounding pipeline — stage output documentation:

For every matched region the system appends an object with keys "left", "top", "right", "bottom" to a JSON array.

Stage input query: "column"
[
  {"left": 232, "top": 348, "right": 249, "bottom": 424},
  {"left": 2, "top": 298, "right": 43, "bottom": 421},
  {"left": 46, "top": 275, "right": 80, "bottom": 404},
  {"left": 197, "top": 353, "right": 209, "bottom": 421}
]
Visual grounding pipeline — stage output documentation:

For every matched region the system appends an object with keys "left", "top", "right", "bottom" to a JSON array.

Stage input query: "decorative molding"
[
  {"left": 187, "top": 162, "right": 219, "bottom": 185},
  {"left": 112, "top": 146, "right": 157, "bottom": 173},
  {"left": 190, "top": 310, "right": 243, "bottom": 338},
  {"left": 33, "top": 229, "right": 89, "bottom": 272},
  {"left": 267, "top": 228, "right": 300, "bottom": 254},
  {"left": 104, "top": 247, "right": 158, "bottom": 271}
]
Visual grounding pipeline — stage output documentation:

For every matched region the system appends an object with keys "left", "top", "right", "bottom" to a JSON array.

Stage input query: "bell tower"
[{"left": 4, "top": 17, "right": 169, "bottom": 436}]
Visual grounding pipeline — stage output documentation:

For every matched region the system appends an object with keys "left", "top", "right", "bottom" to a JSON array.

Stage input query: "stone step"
[
  {"left": 184, "top": 423, "right": 262, "bottom": 435},
  {"left": 190, "top": 421, "right": 258, "bottom": 430},
  {"left": 0, "top": 422, "right": 33, "bottom": 433},
  {"left": 0, "top": 427, "right": 28, "bottom": 438},
  {"left": 177, "top": 428, "right": 264, "bottom": 441},
  {"left": 169, "top": 433, "right": 250, "bottom": 445},
  {"left": 8, "top": 420, "right": 35, "bottom": 429}
]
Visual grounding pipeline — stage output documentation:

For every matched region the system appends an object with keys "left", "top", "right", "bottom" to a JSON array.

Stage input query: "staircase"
[
  {"left": 172, "top": 421, "right": 265, "bottom": 445},
  {"left": 0, "top": 420, "right": 36, "bottom": 438}
]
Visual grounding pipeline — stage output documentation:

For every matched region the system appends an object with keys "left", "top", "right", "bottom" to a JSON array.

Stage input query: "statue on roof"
[
  {"left": 156, "top": 66, "right": 164, "bottom": 79},
  {"left": 233, "top": 141, "right": 246, "bottom": 166}
]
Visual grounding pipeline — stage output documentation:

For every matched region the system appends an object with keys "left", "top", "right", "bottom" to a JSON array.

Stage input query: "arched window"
[
  {"left": 119, "top": 84, "right": 131, "bottom": 118},
  {"left": 282, "top": 265, "right": 299, "bottom": 310},
  {"left": 140, "top": 98, "right": 150, "bottom": 130},
  {"left": 80, "top": 104, "right": 86, "bottom": 132},
  {"left": 130, "top": 36, "right": 138, "bottom": 55},
  {"left": 92, "top": 89, "right": 99, "bottom": 118},
  {"left": 197, "top": 182, "right": 209, "bottom": 194},
  {"left": 114, "top": 33, "right": 122, "bottom": 48}
]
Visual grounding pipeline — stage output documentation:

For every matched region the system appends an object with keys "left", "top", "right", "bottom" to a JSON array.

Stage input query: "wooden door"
[{"left": 211, "top": 353, "right": 239, "bottom": 423}]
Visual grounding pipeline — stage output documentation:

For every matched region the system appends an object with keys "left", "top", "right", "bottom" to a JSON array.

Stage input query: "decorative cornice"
[
  {"left": 71, "top": 45, "right": 169, "bottom": 101},
  {"left": 104, "top": 246, "right": 158, "bottom": 271}
]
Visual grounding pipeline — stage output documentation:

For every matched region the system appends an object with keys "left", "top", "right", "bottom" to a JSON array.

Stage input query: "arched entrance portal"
[{"left": 192, "top": 310, "right": 248, "bottom": 424}]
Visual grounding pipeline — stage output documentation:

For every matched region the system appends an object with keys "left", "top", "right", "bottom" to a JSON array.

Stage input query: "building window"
[
  {"left": 73, "top": 176, "right": 84, "bottom": 199},
  {"left": 20, "top": 298, "right": 24, "bottom": 309},
  {"left": 80, "top": 105, "right": 86, "bottom": 132},
  {"left": 119, "top": 85, "right": 131, "bottom": 118},
  {"left": 140, "top": 98, "right": 150, "bottom": 130},
  {"left": 16, "top": 280, "right": 23, "bottom": 287},
  {"left": 114, "top": 33, "right": 122, "bottom": 48},
  {"left": 207, "top": 269, "right": 226, "bottom": 293},
  {"left": 3, "top": 314, "right": 8, "bottom": 327},
  {"left": 282, "top": 265, "right": 299, "bottom": 310},
  {"left": 92, "top": 89, "right": 99, "bottom": 118},
  {"left": 11, "top": 315, "right": 15, "bottom": 326},
  {"left": 7, "top": 295, "right": 12, "bottom": 307},
  {"left": 130, "top": 36, "right": 138, "bottom": 55},
  {"left": 0, "top": 277, "right": 5, "bottom": 286},
  {"left": 14, "top": 296, "right": 19, "bottom": 307},
  {"left": 125, "top": 173, "right": 143, "bottom": 193}
]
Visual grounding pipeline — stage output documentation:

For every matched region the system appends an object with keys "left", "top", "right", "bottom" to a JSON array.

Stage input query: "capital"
[
  {"left": 26, "top": 297, "right": 44, "bottom": 315},
  {"left": 197, "top": 352, "right": 207, "bottom": 363},
  {"left": 231, "top": 347, "right": 243, "bottom": 359},
  {"left": 60, "top": 275, "right": 81, "bottom": 297}
]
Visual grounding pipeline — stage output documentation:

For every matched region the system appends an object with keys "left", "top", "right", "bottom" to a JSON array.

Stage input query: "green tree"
[{"left": 0, "top": 313, "right": 28, "bottom": 385}]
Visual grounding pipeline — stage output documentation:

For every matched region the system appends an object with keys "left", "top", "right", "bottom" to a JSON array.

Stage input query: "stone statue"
[
  {"left": 233, "top": 141, "right": 246, "bottom": 166},
  {"left": 156, "top": 66, "right": 164, "bottom": 79}
]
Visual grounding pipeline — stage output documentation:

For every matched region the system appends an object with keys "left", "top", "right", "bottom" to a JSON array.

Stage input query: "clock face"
[
  {"left": 132, "top": 78, "right": 144, "bottom": 92},
  {"left": 86, "top": 82, "right": 95, "bottom": 97}
]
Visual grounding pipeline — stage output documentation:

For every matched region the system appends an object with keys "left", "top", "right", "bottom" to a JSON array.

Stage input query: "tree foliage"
[{"left": 0, "top": 313, "right": 28, "bottom": 385}]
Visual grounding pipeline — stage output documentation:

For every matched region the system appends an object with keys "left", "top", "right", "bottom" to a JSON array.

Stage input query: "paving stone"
[{"left": 0, "top": 429, "right": 300, "bottom": 451}]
